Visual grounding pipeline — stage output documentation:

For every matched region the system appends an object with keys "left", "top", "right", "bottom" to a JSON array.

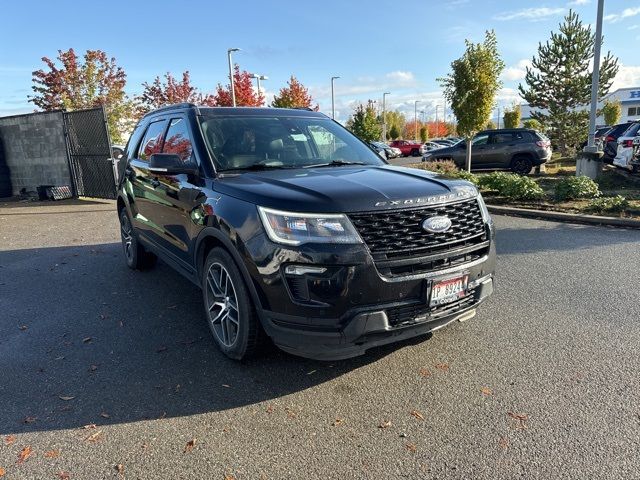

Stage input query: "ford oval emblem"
[{"left": 422, "top": 216, "right": 452, "bottom": 233}]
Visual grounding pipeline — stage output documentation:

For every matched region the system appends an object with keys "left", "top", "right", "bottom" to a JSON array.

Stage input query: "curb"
[{"left": 486, "top": 204, "right": 640, "bottom": 229}]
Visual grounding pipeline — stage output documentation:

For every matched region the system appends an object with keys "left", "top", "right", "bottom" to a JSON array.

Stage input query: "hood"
[{"left": 214, "top": 165, "right": 475, "bottom": 213}]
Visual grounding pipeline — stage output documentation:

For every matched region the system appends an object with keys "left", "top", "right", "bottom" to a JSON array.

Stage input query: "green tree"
[
  {"left": 30, "top": 48, "right": 133, "bottom": 143},
  {"left": 523, "top": 118, "right": 542, "bottom": 130},
  {"left": 384, "top": 110, "right": 406, "bottom": 139},
  {"left": 486, "top": 120, "right": 497, "bottom": 130},
  {"left": 440, "top": 30, "right": 505, "bottom": 171},
  {"left": 419, "top": 126, "right": 428, "bottom": 143},
  {"left": 601, "top": 99, "right": 621, "bottom": 126},
  {"left": 346, "top": 100, "right": 381, "bottom": 142},
  {"left": 389, "top": 124, "right": 400, "bottom": 140},
  {"left": 503, "top": 104, "right": 521, "bottom": 129},
  {"left": 519, "top": 10, "right": 618, "bottom": 154}
]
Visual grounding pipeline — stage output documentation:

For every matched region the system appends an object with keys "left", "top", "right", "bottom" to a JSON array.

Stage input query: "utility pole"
[
  {"left": 382, "top": 92, "right": 390, "bottom": 141},
  {"left": 578, "top": 0, "right": 604, "bottom": 179},
  {"left": 227, "top": 48, "right": 240, "bottom": 107},
  {"left": 414, "top": 100, "right": 420, "bottom": 141},
  {"left": 331, "top": 76, "right": 340, "bottom": 120}
]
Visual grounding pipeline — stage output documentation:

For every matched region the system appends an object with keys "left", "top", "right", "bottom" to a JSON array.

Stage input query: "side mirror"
[{"left": 149, "top": 153, "right": 198, "bottom": 175}]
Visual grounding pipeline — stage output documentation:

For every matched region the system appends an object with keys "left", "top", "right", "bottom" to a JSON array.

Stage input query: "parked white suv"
[{"left": 612, "top": 123, "right": 640, "bottom": 171}]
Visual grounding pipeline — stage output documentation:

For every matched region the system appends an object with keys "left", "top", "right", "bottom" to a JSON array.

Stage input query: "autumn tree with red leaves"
[
  {"left": 30, "top": 48, "right": 132, "bottom": 143},
  {"left": 272, "top": 76, "right": 318, "bottom": 110},
  {"left": 213, "top": 65, "right": 264, "bottom": 107},
  {"left": 137, "top": 71, "right": 216, "bottom": 116}
]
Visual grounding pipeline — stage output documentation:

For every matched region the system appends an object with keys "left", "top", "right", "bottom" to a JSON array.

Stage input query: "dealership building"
[{"left": 520, "top": 86, "right": 640, "bottom": 125}]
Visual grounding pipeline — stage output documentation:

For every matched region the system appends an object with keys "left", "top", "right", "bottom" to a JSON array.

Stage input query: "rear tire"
[
  {"left": 119, "top": 209, "right": 157, "bottom": 270},
  {"left": 410, "top": 148, "right": 419, "bottom": 157},
  {"left": 510, "top": 155, "right": 534, "bottom": 175},
  {"left": 202, "top": 247, "right": 262, "bottom": 360}
]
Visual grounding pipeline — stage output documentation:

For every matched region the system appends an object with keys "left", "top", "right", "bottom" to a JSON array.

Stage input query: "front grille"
[
  {"left": 386, "top": 289, "right": 477, "bottom": 327},
  {"left": 349, "top": 199, "right": 486, "bottom": 259}
]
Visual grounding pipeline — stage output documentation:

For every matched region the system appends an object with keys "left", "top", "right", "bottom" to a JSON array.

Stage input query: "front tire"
[
  {"left": 202, "top": 248, "right": 262, "bottom": 360},
  {"left": 119, "top": 209, "right": 157, "bottom": 270}
]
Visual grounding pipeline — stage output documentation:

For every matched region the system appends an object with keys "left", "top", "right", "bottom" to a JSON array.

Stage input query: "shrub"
[
  {"left": 478, "top": 172, "right": 545, "bottom": 200},
  {"left": 555, "top": 175, "right": 601, "bottom": 201},
  {"left": 416, "top": 160, "right": 479, "bottom": 184},
  {"left": 586, "top": 195, "right": 629, "bottom": 214}
]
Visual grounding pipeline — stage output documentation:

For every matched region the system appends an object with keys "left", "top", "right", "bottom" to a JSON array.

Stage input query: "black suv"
[
  {"left": 117, "top": 104, "right": 495, "bottom": 360},
  {"left": 423, "top": 128, "right": 552, "bottom": 175}
]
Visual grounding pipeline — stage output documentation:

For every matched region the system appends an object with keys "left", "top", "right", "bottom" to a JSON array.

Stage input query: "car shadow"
[{"left": 0, "top": 242, "right": 431, "bottom": 435}]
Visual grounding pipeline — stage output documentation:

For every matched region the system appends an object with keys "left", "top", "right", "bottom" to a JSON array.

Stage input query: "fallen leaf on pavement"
[
  {"left": 23, "top": 416, "right": 37, "bottom": 424},
  {"left": 44, "top": 450, "right": 60, "bottom": 458},
  {"left": 435, "top": 363, "right": 449, "bottom": 371},
  {"left": 507, "top": 411, "right": 528, "bottom": 430},
  {"left": 100, "top": 412, "right": 110, "bottom": 419},
  {"left": 89, "top": 365, "right": 98, "bottom": 372},
  {"left": 58, "top": 395, "right": 75, "bottom": 401},
  {"left": 284, "top": 407, "right": 297, "bottom": 418},
  {"left": 410, "top": 410, "right": 425, "bottom": 421},
  {"left": 221, "top": 384, "right": 231, "bottom": 388},
  {"left": 0, "top": 467, "right": 5, "bottom": 477},
  {"left": 406, "top": 443, "right": 417, "bottom": 452},
  {"left": 333, "top": 418, "right": 344, "bottom": 426},
  {"left": 115, "top": 464, "right": 124, "bottom": 475},
  {"left": 378, "top": 420, "right": 392, "bottom": 429},
  {"left": 499, "top": 437, "right": 509, "bottom": 449},
  {"left": 418, "top": 368, "right": 431, "bottom": 377},
  {"left": 57, "top": 472, "right": 70, "bottom": 479},
  {"left": 85, "top": 430, "right": 103, "bottom": 443},
  {"left": 224, "top": 474, "right": 236, "bottom": 480},
  {"left": 481, "top": 387, "right": 493, "bottom": 396},
  {"left": 82, "top": 337, "right": 92, "bottom": 344},
  {"left": 184, "top": 439, "right": 196, "bottom": 453},
  {"left": 17, "top": 446, "right": 33, "bottom": 464},
  {"left": 18, "top": 325, "right": 28, "bottom": 331},
  {"left": 4, "top": 435, "right": 16, "bottom": 445},
  {"left": 265, "top": 405, "right": 274, "bottom": 414},
  {"left": 81, "top": 424, "right": 96, "bottom": 430}
]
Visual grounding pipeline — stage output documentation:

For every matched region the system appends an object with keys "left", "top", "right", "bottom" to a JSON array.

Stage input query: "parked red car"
[{"left": 389, "top": 140, "right": 424, "bottom": 157}]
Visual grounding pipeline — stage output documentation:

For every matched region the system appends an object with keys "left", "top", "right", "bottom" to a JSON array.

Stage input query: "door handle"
[{"left": 150, "top": 178, "right": 160, "bottom": 188}]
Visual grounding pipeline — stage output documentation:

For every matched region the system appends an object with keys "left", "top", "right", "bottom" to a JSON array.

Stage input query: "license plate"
[{"left": 430, "top": 275, "right": 468, "bottom": 307}]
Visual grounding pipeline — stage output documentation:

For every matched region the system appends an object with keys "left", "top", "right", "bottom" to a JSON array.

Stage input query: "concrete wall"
[{"left": 0, "top": 111, "right": 72, "bottom": 196}]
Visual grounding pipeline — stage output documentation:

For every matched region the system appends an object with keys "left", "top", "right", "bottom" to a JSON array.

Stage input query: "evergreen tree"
[
  {"left": 346, "top": 100, "right": 381, "bottom": 142},
  {"left": 519, "top": 10, "right": 618, "bottom": 153},
  {"left": 523, "top": 119, "right": 542, "bottom": 131},
  {"left": 503, "top": 104, "right": 521, "bottom": 129},
  {"left": 419, "top": 126, "right": 428, "bottom": 143},
  {"left": 389, "top": 124, "right": 400, "bottom": 140}
]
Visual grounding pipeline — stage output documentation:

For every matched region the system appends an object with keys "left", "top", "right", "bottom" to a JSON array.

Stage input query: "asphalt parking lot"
[{"left": 1, "top": 199, "right": 639, "bottom": 479}]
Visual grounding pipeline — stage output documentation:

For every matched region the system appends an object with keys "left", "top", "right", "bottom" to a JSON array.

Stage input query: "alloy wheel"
[
  {"left": 120, "top": 215, "right": 133, "bottom": 261},
  {"left": 206, "top": 262, "right": 240, "bottom": 347}
]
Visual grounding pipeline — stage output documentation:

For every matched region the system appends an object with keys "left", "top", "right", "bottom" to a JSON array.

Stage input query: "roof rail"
[{"left": 142, "top": 102, "right": 199, "bottom": 118}]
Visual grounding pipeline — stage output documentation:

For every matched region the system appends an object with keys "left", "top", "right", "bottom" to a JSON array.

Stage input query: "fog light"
[{"left": 284, "top": 265, "right": 327, "bottom": 276}]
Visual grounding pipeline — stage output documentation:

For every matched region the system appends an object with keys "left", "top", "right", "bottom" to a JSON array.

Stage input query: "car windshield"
[{"left": 198, "top": 114, "right": 385, "bottom": 171}]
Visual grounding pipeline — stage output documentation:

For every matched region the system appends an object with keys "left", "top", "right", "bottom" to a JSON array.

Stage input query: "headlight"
[
  {"left": 476, "top": 192, "right": 491, "bottom": 222},
  {"left": 257, "top": 207, "right": 362, "bottom": 246}
]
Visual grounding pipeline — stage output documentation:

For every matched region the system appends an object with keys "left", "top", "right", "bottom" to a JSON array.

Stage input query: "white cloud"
[
  {"left": 385, "top": 71, "right": 415, "bottom": 84},
  {"left": 628, "top": 24, "right": 639, "bottom": 30},
  {"left": 501, "top": 59, "right": 533, "bottom": 82},
  {"left": 604, "top": 7, "right": 640, "bottom": 23},
  {"left": 568, "top": 0, "right": 589, "bottom": 6},
  {"left": 494, "top": 7, "right": 565, "bottom": 21},
  {"left": 611, "top": 64, "right": 640, "bottom": 91}
]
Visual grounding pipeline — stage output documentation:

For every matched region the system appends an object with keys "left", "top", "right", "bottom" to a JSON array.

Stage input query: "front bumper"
[{"left": 245, "top": 223, "right": 496, "bottom": 360}]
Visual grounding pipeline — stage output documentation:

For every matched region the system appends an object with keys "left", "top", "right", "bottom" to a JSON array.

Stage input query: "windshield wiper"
[
  {"left": 302, "top": 160, "right": 368, "bottom": 168},
  {"left": 220, "top": 163, "right": 294, "bottom": 172}
]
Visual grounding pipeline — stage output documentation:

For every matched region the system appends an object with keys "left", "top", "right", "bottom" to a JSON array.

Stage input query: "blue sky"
[{"left": 1, "top": 0, "right": 639, "bottom": 124}]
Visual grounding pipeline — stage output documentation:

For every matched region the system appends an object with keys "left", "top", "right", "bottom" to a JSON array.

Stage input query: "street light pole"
[
  {"left": 435, "top": 105, "right": 440, "bottom": 137},
  {"left": 497, "top": 106, "right": 501, "bottom": 129},
  {"left": 331, "top": 76, "right": 340, "bottom": 120},
  {"left": 382, "top": 92, "right": 390, "bottom": 141},
  {"left": 578, "top": 0, "right": 604, "bottom": 179},
  {"left": 250, "top": 74, "right": 268, "bottom": 105},
  {"left": 414, "top": 100, "right": 420, "bottom": 141},
  {"left": 227, "top": 48, "right": 240, "bottom": 107}
]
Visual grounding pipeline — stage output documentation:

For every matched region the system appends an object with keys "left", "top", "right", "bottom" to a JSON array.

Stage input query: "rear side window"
[
  {"left": 492, "top": 133, "right": 515, "bottom": 144},
  {"left": 623, "top": 123, "right": 640, "bottom": 137},
  {"left": 138, "top": 120, "right": 168, "bottom": 161},
  {"left": 163, "top": 118, "right": 193, "bottom": 162}
]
